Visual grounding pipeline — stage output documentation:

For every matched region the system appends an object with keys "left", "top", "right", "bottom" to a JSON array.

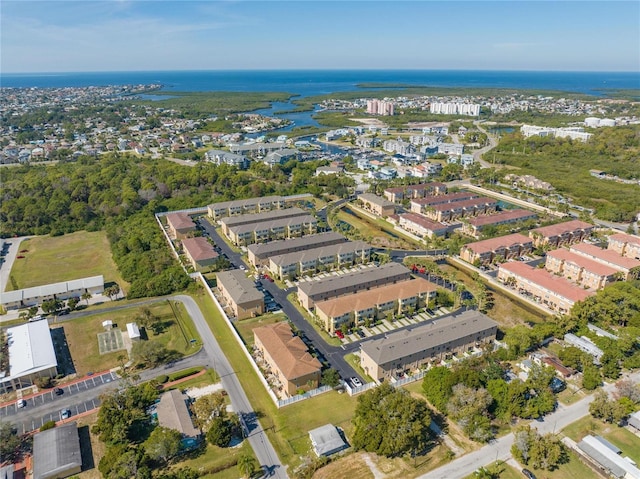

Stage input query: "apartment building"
[
  {"left": 383, "top": 182, "right": 447, "bottom": 203},
  {"left": 166, "top": 212, "right": 196, "bottom": 239},
  {"left": 208, "top": 196, "right": 286, "bottom": 220},
  {"left": 546, "top": 248, "right": 618, "bottom": 290},
  {"left": 529, "top": 220, "right": 594, "bottom": 248},
  {"left": 461, "top": 209, "right": 537, "bottom": 238},
  {"left": 424, "top": 197, "right": 498, "bottom": 223},
  {"left": 314, "top": 278, "right": 437, "bottom": 334},
  {"left": 409, "top": 192, "right": 479, "bottom": 214},
  {"left": 253, "top": 322, "right": 322, "bottom": 397},
  {"left": 497, "top": 262, "right": 594, "bottom": 313},
  {"left": 247, "top": 232, "right": 347, "bottom": 268},
  {"left": 219, "top": 207, "right": 304, "bottom": 235},
  {"left": 216, "top": 269, "right": 264, "bottom": 320},
  {"left": 570, "top": 242, "right": 640, "bottom": 280},
  {"left": 460, "top": 233, "right": 533, "bottom": 265},
  {"left": 181, "top": 237, "right": 219, "bottom": 271},
  {"left": 269, "top": 241, "right": 372, "bottom": 281},
  {"left": 398, "top": 213, "right": 449, "bottom": 238},
  {"left": 205, "top": 149, "right": 249, "bottom": 169},
  {"left": 297, "top": 263, "right": 412, "bottom": 310},
  {"left": 360, "top": 310, "right": 497, "bottom": 383},
  {"left": 607, "top": 233, "right": 640, "bottom": 260},
  {"left": 357, "top": 193, "right": 396, "bottom": 217}
]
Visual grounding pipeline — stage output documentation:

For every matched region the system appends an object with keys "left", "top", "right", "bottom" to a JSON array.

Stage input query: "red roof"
[
  {"left": 499, "top": 261, "right": 594, "bottom": 303},
  {"left": 570, "top": 243, "right": 640, "bottom": 270},
  {"left": 399, "top": 213, "right": 448, "bottom": 232},
  {"left": 609, "top": 232, "right": 640, "bottom": 248},
  {"left": 466, "top": 209, "right": 536, "bottom": 227},
  {"left": 182, "top": 237, "right": 218, "bottom": 261},
  {"left": 166, "top": 212, "right": 195, "bottom": 230},
  {"left": 464, "top": 233, "right": 533, "bottom": 254},
  {"left": 530, "top": 220, "right": 593, "bottom": 238},
  {"left": 546, "top": 248, "right": 619, "bottom": 276},
  {"left": 431, "top": 196, "right": 497, "bottom": 211},
  {"left": 412, "top": 191, "right": 478, "bottom": 206}
]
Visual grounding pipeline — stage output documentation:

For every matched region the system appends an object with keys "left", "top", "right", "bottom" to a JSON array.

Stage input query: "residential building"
[
  {"left": 315, "top": 166, "right": 343, "bottom": 176},
  {"left": 607, "top": 232, "right": 640, "bottom": 260},
  {"left": 226, "top": 214, "right": 317, "bottom": 246},
  {"left": 156, "top": 389, "right": 200, "bottom": 439},
  {"left": 545, "top": 248, "right": 618, "bottom": 290},
  {"left": 315, "top": 278, "right": 437, "bottom": 334},
  {"left": 430, "top": 102, "right": 480, "bottom": 116},
  {"left": 253, "top": 322, "right": 322, "bottom": 397},
  {"left": 521, "top": 124, "right": 592, "bottom": 142},
  {"left": 264, "top": 148, "right": 299, "bottom": 167},
  {"left": 297, "top": 263, "right": 412, "bottom": 310},
  {"left": 247, "top": 232, "right": 347, "bottom": 268},
  {"left": 228, "top": 142, "right": 286, "bottom": 157},
  {"left": 410, "top": 192, "right": 479, "bottom": 214},
  {"left": 383, "top": 182, "right": 447, "bottom": 203},
  {"left": 498, "top": 262, "right": 594, "bottom": 313},
  {"left": 424, "top": 196, "right": 498, "bottom": 222},
  {"left": 461, "top": 209, "right": 537, "bottom": 238},
  {"left": 216, "top": 269, "right": 264, "bottom": 319},
  {"left": 577, "top": 435, "right": 640, "bottom": 479},
  {"left": 205, "top": 149, "right": 249, "bottom": 169},
  {"left": 182, "top": 237, "right": 219, "bottom": 271},
  {"left": 0, "top": 321, "right": 58, "bottom": 393},
  {"left": 398, "top": 213, "right": 449, "bottom": 238},
  {"left": 529, "top": 220, "right": 594, "bottom": 248},
  {"left": 308, "top": 424, "right": 349, "bottom": 457},
  {"left": 220, "top": 207, "right": 307, "bottom": 237},
  {"left": 570, "top": 242, "right": 640, "bottom": 279},
  {"left": 269, "top": 241, "right": 372, "bottom": 281},
  {"left": 360, "top": 310, "right": 497, "bottom": 383},
  {"left": 437, "top": 143, "right": 465, "bottom": 156},
  {"left": 207, "top": 196, "right": 285, "bottom": 220},
  {"left": 0, "top": 275, "right": 104, "bottom": 311},
  {"left": 366, "top": 99, "right": 395, "bottom": 116},
  {"left": 33, "top": 422, "right": 82, "bottom": 479},
  {"left": 166, "top": 212, "right": 196, "bottom": 239},
  {"left": 357, "top": 193, "right": 396, "bottom": 217},
  {"left": 460, "top": 233, "right": 534, "bottom": 265}
]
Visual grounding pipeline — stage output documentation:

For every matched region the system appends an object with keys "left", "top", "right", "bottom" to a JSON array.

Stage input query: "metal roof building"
[
  {"left": 308, "top": 424, "right": 348, "bottom": 457},
  {"left": 577, "top": 435, "right": 640, "bottom": 479},
  {"left": 33, "top": 421, "right": 82, "bottom": 479}
]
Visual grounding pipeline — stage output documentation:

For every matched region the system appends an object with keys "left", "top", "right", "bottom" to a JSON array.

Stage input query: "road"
[
  {"left": 419, "top": 370, "right": 640, "bottom": 479},
  {"left": 0, "top": 236, "right": 28, "bottom": 294},
  {"left": 472, "top": 121, "right": 499, "bottom": 168}
]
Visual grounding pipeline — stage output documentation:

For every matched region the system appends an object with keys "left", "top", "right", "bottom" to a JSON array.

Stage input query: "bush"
[
  {"left": 168, "top": 367, "right": 202, "bottom": 382},
  {"left": 35, "top": 376, "right": 53, "bottom": 389},
  {"left": 40, "top": 420, "right": 57, "bottom": 431},
  {"left": 155, "top": 375, "right": 169, "bottom": 384}
]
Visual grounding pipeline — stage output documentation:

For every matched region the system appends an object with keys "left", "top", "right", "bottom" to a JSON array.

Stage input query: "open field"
[
  {"left": 463, "top": 453, "right": 603, "bottom": 479},
  {"left": 7, "top": 231, "right": 127, "bottom": 292},
  {"left": 562, "top": 416, "right": 640, "bottom": 464},
  {"left": 64, "top": 300, "right": 201, "bottom": 376},
  {"left": 175, "top": 440, "right": 257, "bottom": 479},
  {"left": 333, "top": 207, "right": 416, "bottom": 250}
]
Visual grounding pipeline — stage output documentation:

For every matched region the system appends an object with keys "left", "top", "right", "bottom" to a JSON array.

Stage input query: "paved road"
[
  {"left": 472, "top": 121, "right": 499, "bottom": 168},
  {"left": 419, "top": 370, "right": 640, "bottom": 479},
  {"left": 0, "top": 236, "right": 28, "bottom": 294},
  {"left": 175, "top": 294, "right": 288, "bottom": 479}
]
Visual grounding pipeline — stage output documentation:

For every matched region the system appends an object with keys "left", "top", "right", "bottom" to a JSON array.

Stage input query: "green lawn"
[
  {"left": 7, "top": 230, "right": 127, "bottom": 292},
  {"left": 64, "top": 300, "right": 201, "bottom": 376},
  {"left": 234, "top": 313, "right": 286, "bottom": 348},
  {"left": 173, "top": 440, "right": 257, "bottom": 479},
  {"left": 335, "top": 206, "right": 417, "bottom": 250},
  {"left": 286, "top": 292, "right": 341, "bottom": 346},
  {"left": 562, "top": 416, "right": 640, "bottom": 464},
  {"left": 466, "top": 453, "right": 602, "bottom": 479}
]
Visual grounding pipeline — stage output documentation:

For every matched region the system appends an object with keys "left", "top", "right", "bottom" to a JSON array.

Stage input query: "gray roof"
[
  {"left": 156, "top": 389, "right": 200, "bottom": 438},
  {"left": 1, "top": 275, "right": 104, "bottom": 306},
  {"left": 577, "top": 435, "right": 640, "bottom": 479},
  {"left": 270, "top": 241, "right": 371, "bottom": 267},
  {"left": 216, "top": 269, "right": 264, "bottom": 304},
  {"left": 629, "top": 410, "right": 640, "bottom": 430},
  {"left": 206, "top": 149, "right": 247, "bottom": 164},
  {"left": 358, "top": 193, "right": 395, "bottom": 207},
  {"left": 360, "top": 310, "right": 498, "bottom": 365},
  {"left": 298, "top": 263, "right": 411, "bottom": 298},
  {"left": 308, "top": 424, "right": 348, "bottom": 457},
  {"left": 209, "top": 195, "right": 284, "bottom": 212},
  {"left": 247, "top": 232, "right": 347, "bottom": 261},
  {"left": 33, "top": 422, "right": 82, "bottom": 479},
  {"left": 229, "top": 214, "right": 317, "bottom": 236},
  {"left": 221, "top": 207, "right": 307, "bottom": 228}
]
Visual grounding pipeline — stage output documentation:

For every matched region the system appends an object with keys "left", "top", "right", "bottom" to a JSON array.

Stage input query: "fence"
[
  {"left": 155, "top": 213, "right": 189, "bottom": 275},
  {"left": 276, "top": 385, "right": 332, "bottom": 408},
  {"left": 155, "top": 206, "right": 208, "bottom": 217}
]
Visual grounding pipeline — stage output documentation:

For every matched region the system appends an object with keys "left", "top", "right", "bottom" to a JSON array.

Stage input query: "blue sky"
[{"left": 2, "top": 1, "right": 638, "bottom": 73}]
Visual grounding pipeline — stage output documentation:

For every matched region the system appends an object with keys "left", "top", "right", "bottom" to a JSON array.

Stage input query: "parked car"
[
  {"left": 522, "top": 469, "right": 536, "bottom": 479},
  {"left": 351, "top": 377, "right": 362, "bottom": 387},
  {"left": 60, "top": 409, "right": 71, "bottom": 420},
  {"left": 17, "top": 399, "right": 26, "bottom": 409},
  {"left": 356, "top": 329, "right": 366, "bottom": 339},
  {"left": 335, "top": 330, "right": 344, "bottom": 339},
  {"left": 54, "top": 387, "right": 64, "bottom": 396}
]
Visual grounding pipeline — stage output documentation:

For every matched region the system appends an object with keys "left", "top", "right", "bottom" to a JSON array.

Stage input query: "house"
[
  {"left": 308, "top": 424, "right": 348, "bottom": 457},
  {"left": 220, "top": 207, "right": 307, "bottom": 237},
  {"left": 226, "top": 214, "right": 317, "bottom": 246},
  {"left": 424, "top": 197, "right": 498, "bottom": 222},
  {"left": 264, "top": 148, "right": 299, "bottom": 167},
  {"left": 383, "top": 182, "right": 447, "bottom": 203},
  {"left": 216, "top": 269, "right": 264, "bottom": 320},
  {"left": 410, "top": 192, "right": 479, "bottom": 214},
  {"left": 205, "top": 149, "right": 249, "bottom": 169},
  {"left": 315, "top": 166, "right": 343, "bottom": 176},
  {"left": 1, "top": 275, "right": 105, "bottom": 311},
  {"left": 33, "top": 422, "right": 82, "bottom": 479},
  {"left": 297, "top": 263, "right": 412, "bottom": 310},
  {"left": 156, "top": 389, "right": 200, "bottom": 439},
  {"left": 529, "top": 220, "right": 593, "bottom": 248},
  {"left": 570, "top": 243, "right": 640, "bottom": 280},
  {"left": 461, "top": 209, "right": 537, "bottom": 238},
  {"left": 607, "top": 232, "right": 640, "bottom": 260},
  {"left": 315, "top": 278, "right": 437, "bottom": 334},
  {"left": 182, "top": 237, "right": 219, "bottom": 271},
  {"left": 247, "top": 232, "right": 347, "bottom": 268},
  {"left": 628, "top": 410, "right": 640, "bottom": 431},
  {"left": 0, "top": 321, "right": 58, "bottom": 393},
  {"left": 360, "top": 310, "right": 498, "bottom": 382},
  {"left": 357, "top": 193, "right": 396, "bottom": 217},
  {"left": 166, "top": 212, "right": 196, "bottom": 239},
  {"left": 460, "top": 233, "right": 533, "bottom": 265},
  {"left": 253, "top": 322, "right": 322, "bottom": 397},
  {"left": 398, "top": 213, "right": 448, "bottom": 239},
  {"left": 577, "top": 435, "right": 640, "bottom": 479},
  {"left": 545, "top": 248, "right": 618, "bottom": 290}
]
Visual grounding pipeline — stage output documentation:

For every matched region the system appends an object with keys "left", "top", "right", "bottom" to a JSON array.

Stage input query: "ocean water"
[{"left": 2, "top": 70, "right": 639, "bottom": 96}]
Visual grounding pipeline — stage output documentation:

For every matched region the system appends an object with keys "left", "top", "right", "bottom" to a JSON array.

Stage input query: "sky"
[{"left": 1, "top": 1, "right": 639, "bottom": 73}]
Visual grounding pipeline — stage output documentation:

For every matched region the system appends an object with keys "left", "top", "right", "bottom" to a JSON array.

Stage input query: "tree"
[
  {"left": 589, "top": 390, "right": 627, "bottom": 424},
  {"left": 352, "top": 383, "right": 432, "bottom": 457},
  {"left": 0, "top": 421, "right": 21, "bottom": 461},
  {"left": 422, "top": 366, "right": 454, "bottom": 412},
  {"left": 447, "top": 384, "right": 494, "bottom": 442},
  {"left": 190, "top": 392, "right": 226, "bottom": 430},
  {"left": 321, "top": 368, "right": 341, "bottom": 388},
  {"left": 81, "top": 291, "right": 92, "bottom": 305},
  {"left": 131, "top": 340, "right": 180, "bottom": 367},
  {"left": 67, "top": 297, "right": 79, "bottom": 310},
  {"left": 582, "top": 364, "right": 601, "bottom": 390},
  {"left": 105, "top": 284, "right": 121, "bottom": 301},
  {"left": 530, "top": 433, "right": 566, "bottom": 471},
  {"left": 512, "top": 426, "right": 536, "bottom": 465},
  {"left": 41, "top": 299, "right": 62, "bottom": 314},
  {"left": 144, "top": 426, "right": 182, "bottom": 464},
  {"left": 237, "top": 453, "right": 257, "bottom": 479},
  {"left": 206, "top": 416, "right": 233, "bottom": 447}
]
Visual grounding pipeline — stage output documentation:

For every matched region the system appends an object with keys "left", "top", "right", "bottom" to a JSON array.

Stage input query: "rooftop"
[
  {"left": 221, "top": 207, "right": 306, "bottom": 228},
  {"left": 411, "top": 191, "right": 478, "bottom": 206},
  {"left": 463, "top": 233, "right": 533, "bottom": 254},
  {"left": 308, "top": 424, "right": 348, "bottom": 457},
  {"left": 156, "top": 389, "right": 200, "bottom": 438},
  {"left": 360, "top": 310, "right": 498, "bottom": 365},
  {"left": 431, "top": 196, "right": 497, "bottom": 211},
  {"left": 182, "top": 237, "right": 219, "bottom": 262},
  {"left": 547, "top": 248, "right": 619, "bottom": 276},
  {"left": 357, "top": 193, "right": 395, "bottom": 207},
  {"left": 609, "top": 232, "right": 640, "bottom": 248},
  {"left": 530, "top": 219, "right": 593, "bottom": 238},
  {"left": 270, "top": 240, "right": 371, "bottom": 267},
  {"left": 216, "top": 269, "right": 264, "bottom": 304},
  {"left": 2, "top": 321, "right": 57, "bottom": 383},
  {"left": 209, "top": 195, "right": 284, "bottom": 212},
  {"left": 247, "top": 232, "right": 347, "bottom": 260},
  {"left": 465, "top": 209, "right": 537, "bottom": 227},
  {"left": 570, "top": 243, "right": 640, "bottom": 270},
  {"left": 253, "top": 322, "right": 322, "bottom": 380},
  {"left": 166, "top": 212, "right": 195, "bottom": 231},
  {"left": 229, "top": 214, "right": 317, "bottom": 236},
  {"left": 33, "top": 421, "right": 82, "bottom": 479},
  {"left": 399, "top": 213, "right": 448, "bottom": 231}
]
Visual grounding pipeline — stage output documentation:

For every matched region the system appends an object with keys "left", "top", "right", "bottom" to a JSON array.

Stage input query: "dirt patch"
[
  {"left": 313, "top": 452, "right": 374, "bottom": 479},
  {"left": 350, "top": 118, "right": 389, "bottom": 128}
]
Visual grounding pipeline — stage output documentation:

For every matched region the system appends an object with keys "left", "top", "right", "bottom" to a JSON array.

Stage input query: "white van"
[{"left": 29, "top": 315, "right": 43, "bottom": 322}]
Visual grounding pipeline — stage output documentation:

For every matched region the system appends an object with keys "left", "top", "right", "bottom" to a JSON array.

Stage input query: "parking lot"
[
  {"left": 11, "top": 396, "right": 104, "bottom": 434},
  {"left": 0, "top": 371, "right": 117, "bottom": 419}
]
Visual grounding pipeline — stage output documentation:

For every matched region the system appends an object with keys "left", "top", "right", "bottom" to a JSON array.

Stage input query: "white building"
[{"left": 430, "top": 102, "right": 480, "bottom": 116}]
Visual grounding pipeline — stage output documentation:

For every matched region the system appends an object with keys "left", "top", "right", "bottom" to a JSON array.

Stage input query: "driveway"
[{"left": 0, "top": 236, "right": 29, "bottom": 295}]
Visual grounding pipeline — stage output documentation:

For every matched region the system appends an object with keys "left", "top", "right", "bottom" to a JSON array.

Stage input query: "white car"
[
  {"left": 351, "top": 377, "right": 363, "bottom": 387},
  {"left": 17, "top": 399, "right": 26, "bottom": 409}
]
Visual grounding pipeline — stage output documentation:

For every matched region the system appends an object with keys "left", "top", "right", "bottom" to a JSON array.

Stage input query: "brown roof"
[
  {"left": 499, "top": 261, "right": 594, "bottom": 303},
  {"left": 570, "top": 243, "right": 640, "bottom": 270},
  {"left": 466, "top": 209, "right": 537, "bottom": 227},
  {"left": 166, "top": 212, "right": 195, "bottom": 230},
  {"left": 431, "top": 196, "right": 497, "bottom": 211},
  {"left": 156, "top": 389, "right": 200, "bottom": 438},
  {"left": 399, "top": 213, "right": 448, "bottom": 232},
  {"left": 463, "top": 233, "right": 533, "bottom": 254},
  {"left": 546, "top": 248, "right": 619, "bottom": 276},
  {"left": 609, "top": 233, "right": 640, "bottom": 248},
  {"left": 530, "top": 220, "right": 593, "bottom": 238},
  {"left": 182, "top": 237, "right": 219, "bottom": 261},
  {"left": 411, "top": 191, "right": 478, "bottom": 206},
  {"left": 315, "top": 277, "right": 437, "bottom": 319},
  {"left": 253, "top": 322, "right": 321, "bottom": 380}
]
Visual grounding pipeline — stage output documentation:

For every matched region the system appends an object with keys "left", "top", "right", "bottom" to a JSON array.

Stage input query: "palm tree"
[
  {"left": 237, "top": 453, "right": 257, "bottom": 479},
  {"left": 81, "top": 292, "right": 92, "bottom": 306}
]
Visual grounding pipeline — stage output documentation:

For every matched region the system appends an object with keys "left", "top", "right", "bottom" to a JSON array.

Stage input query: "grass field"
[
  {"left": 234, "top": 313, "right": 286, "bottom": 348},
  {"left": 7, "top": 231, "right": 127, "bottom": 292},
  {"left": 562, "top": 416, "right": 640, "bottom": 464},
  {"left": 174, "top": 440, "right": 257, "bottom": 479},
  {"left": 333, "top": 207, "right": 416, "bottom": 250},
  {"left": 64, "top": 300, "right": 201, "bottom": 376}
]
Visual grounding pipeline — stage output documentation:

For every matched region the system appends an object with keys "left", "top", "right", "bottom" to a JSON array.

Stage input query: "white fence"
[{"left": 155, "top": 213, "right": 189, "bottom": 275}]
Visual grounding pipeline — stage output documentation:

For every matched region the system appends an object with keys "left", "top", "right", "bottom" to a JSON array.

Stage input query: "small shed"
[
  {"left": 308, "top": 424, "right": 348, "bottom": 457},
  {"left": 101, "top": 320, "right": 113, "bottom": 330},
  {"left": 126, "top": 322, "right": 141, "bottom": 341}
]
